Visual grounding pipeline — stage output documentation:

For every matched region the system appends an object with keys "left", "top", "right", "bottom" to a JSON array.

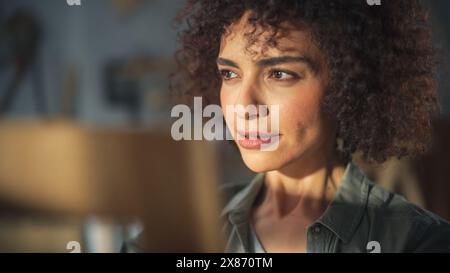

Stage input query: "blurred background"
[{"left": 0, "top": 0, "right": 449, "bottom": 252}]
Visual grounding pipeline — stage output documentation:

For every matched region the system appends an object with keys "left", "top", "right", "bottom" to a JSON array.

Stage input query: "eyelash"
[
  {"left": 219, "top": 69, "right": 239, "bottom": 81},
  {"left": 219, "top": 69, "right": 301, "bottom": 82},
  {"left": 267, "top": 69, "right": 300, "bottom": 81}
]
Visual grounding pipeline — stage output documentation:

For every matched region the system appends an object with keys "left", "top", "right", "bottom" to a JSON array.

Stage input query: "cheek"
[
  {"left": 219, "top": 87, "right": 227, "bottom": 109},
  {"left": 220, "top": 87, "right": 227, "bottom": 113},
  {"left": 220, "top": 83, "right": 237, "bottom": 107},
  {"left": 285, "top": 99, "right": 320, "bottom": 126},
  {"left": 280, "top": 85, "right": 325, "bottom": 138},
  {"left": 220, "top": 87, "right": 234, "bottom": 128}
]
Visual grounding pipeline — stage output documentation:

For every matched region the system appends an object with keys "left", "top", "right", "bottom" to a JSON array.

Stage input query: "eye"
[
  {"left": 268, "top": 70, "right": 299, "bottom": 81},
  {"left": 220, "top": 69, "right": 239, "bottom": 81}
]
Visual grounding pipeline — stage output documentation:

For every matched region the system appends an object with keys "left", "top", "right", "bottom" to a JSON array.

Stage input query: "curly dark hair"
[{"left": 171, "top": 0, "right": 440, "bottom": 163}]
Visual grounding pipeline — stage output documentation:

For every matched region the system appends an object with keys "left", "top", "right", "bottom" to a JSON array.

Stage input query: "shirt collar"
[
  {"left": 221, "top": 161, "right": 371, "bottom": 244},
  {"left": 316, "top": 161, "right": 371, "bottom": 243},
  {"left": 221, "top": 172, "right": 265, "bottom": 224}
]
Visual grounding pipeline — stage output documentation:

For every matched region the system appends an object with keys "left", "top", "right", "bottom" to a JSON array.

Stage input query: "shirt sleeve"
[{"left": 412, "top": 219, "right": 450, "bottom": 253}]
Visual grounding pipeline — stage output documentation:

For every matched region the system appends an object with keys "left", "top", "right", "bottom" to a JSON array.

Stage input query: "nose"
[{"left": 234, "top": 79, "right": 268, "bottom": 120}]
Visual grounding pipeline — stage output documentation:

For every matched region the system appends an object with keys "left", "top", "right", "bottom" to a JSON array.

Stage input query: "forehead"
[{"left": 219, "top": 15, "right": 316, "bottom": 59}]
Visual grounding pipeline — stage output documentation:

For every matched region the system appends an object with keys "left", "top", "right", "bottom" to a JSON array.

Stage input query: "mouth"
[{"left": 236, "top": 131, "right": 281, "bottom": 150}]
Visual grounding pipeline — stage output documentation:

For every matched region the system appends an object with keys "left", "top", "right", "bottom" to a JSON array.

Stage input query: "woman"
[
  {"left": 122, "top": 0, "right": 450, "bottom": 253},
  {"left": 170, "top": 0, "right": 450, "bottom": 253}
]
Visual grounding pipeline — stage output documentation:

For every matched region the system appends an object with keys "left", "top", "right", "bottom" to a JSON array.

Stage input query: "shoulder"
[{"left": 366, "top": 181, "right": 450, "bottom": 252}]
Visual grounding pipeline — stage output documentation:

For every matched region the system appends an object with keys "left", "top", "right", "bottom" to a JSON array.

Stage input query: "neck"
[{"left": 262, "top": 151, "right": 346, "bottom": 220}]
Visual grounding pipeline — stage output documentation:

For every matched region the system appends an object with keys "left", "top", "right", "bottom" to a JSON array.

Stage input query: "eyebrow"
[
  {"left": 217, "top": 58, "right": 240, "bottom": 68},
  {"left": 217, "top": 56, "right": 318, "bottom": 72}
]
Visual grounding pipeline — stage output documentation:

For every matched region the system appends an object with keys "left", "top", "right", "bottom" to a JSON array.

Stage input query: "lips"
[{"left": 236, "top": 131, "right": 280, "bottom": 150}]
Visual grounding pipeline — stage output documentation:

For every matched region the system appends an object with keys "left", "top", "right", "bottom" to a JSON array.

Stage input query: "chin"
[{"left": 239, "top": 148, "right": 285, "bottom": 173}]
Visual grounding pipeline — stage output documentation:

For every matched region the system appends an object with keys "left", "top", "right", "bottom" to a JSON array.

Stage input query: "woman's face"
[{"left": 218, "top": 16, "right": 334, "bottom": 173}]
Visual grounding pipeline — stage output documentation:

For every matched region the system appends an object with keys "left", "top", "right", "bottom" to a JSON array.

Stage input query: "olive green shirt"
[
  {"left": 122, "top": 161, "right": 450, "bottom": 253},
  {"left": 221, "top": 161, "right": 450, "bottom": 253}
]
